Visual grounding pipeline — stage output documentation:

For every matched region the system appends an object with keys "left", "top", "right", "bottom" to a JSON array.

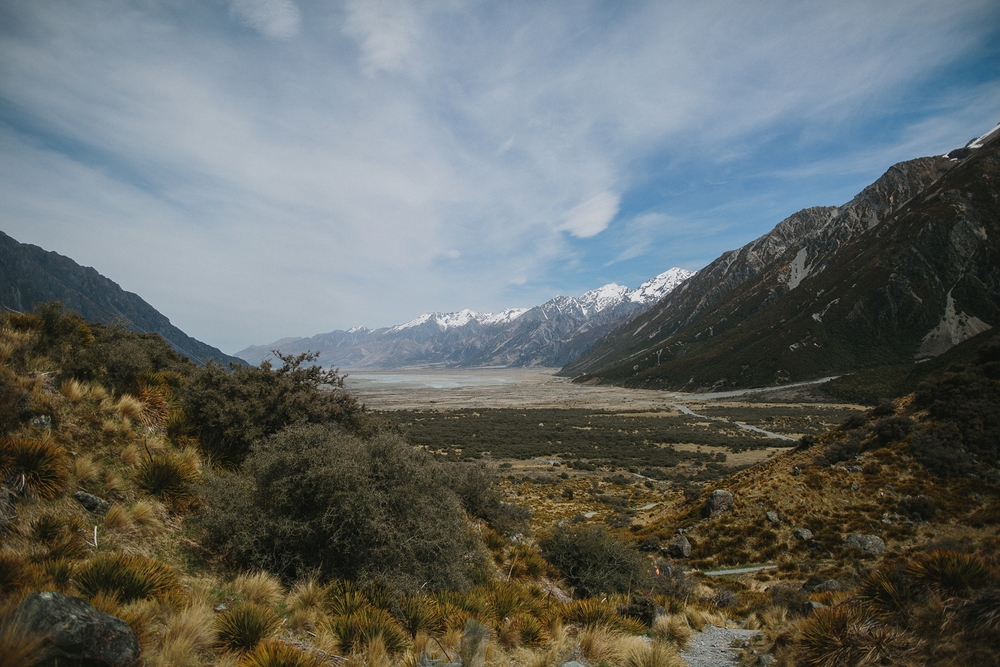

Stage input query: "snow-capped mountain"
[{"left": 235, "top": 268, "right": 693, "bottom": 369}]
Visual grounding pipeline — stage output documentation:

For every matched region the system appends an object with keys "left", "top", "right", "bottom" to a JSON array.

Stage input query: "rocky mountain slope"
[
  {"left": 236, "top": 268, "right": 693, "bottom": 369},
  {"left": 0, "top": 231, "right": 244, "bottom": 366},
  {"left": 561, "top": 125, "right": 1000, "bottom": 390}
]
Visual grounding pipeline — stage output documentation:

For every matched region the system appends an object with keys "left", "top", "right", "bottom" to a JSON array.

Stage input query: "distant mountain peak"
[{"left": 237, "top": 267, "right": 692, "bottom": 368}]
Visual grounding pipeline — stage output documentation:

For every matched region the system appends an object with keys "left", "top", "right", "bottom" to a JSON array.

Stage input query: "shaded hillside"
[
  {"left": 0, "top": 231, "right": 244, "bottom": 366},
  {"left": 564, "top": 128, "right": 999, "bottom": 391}
]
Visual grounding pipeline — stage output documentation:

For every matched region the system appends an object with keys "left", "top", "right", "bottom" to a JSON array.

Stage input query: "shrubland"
[
  {"left": 0, "top": 304, "right": 720, "bottom": 667},
  {"left": 2, "top": 302, "right": 996, "bottom": 667}
]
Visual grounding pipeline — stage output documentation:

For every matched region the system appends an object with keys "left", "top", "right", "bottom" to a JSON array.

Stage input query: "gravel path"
[{"left": 679, "top": 625, "right": 760, "bottom": 667}]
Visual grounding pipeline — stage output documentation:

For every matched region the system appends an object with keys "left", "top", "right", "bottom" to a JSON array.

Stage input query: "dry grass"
[
  {"left": 0, "top": 604, "right": 47, "bottom": 667},
  {"left": 622, "top": 636, "right": 686, "bottom": 667},
  {"left": 578, "top": 623, "right": 626, "bottom": 666},
  {"left": 129, "top": 500, "right": 165, "bottom": 534},
  {"left": 69, "top": 454, "right": 99, "bottom": 487},
  {"left": 651, "top": 614, "right": 692, "bottom": 648},
  {"left": 103, "top": 504, "right": 134, "bottom": 533},
  {"left": 233, "top": 571, "right": 285, "bottom": 608},
  {"left": 150, "top": 603, "right": 215, "bottom": 667}
]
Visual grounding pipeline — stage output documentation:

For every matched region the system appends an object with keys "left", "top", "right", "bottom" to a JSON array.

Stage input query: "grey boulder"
[
  {"left": 844, "top": 533, "right": 885, "bottom": 557},
  {"left": 15, "top": 591, "right": 139, "bottom": 667}
]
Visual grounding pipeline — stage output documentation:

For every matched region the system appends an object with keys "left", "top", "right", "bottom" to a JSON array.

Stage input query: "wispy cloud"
[
  {"left": 0, "top": 0, "right": 996, "bottom": 352},
  {"left": 230, "top": 0, "right": 301, "bottom": 40}
]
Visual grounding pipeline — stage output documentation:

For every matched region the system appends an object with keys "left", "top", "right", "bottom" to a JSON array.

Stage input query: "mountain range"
[
  {"left": 562, "top": 123, "right": 1000, "bottom": 390},
  {"left": 235, "top": 268, "right": 693, "bottom": 369},
  {"left": 0, "top": 231, "right": 244, "bottom": 367}
]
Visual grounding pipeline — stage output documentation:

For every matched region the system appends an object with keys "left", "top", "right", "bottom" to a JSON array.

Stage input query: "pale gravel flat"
[{"left": 679, "top": 625, "right": 759, "bottom": 667}]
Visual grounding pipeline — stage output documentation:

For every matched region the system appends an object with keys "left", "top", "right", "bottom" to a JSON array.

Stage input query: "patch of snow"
[
  {"left": 577, "top": 283, "right": 631, "bottom": 315},
  {"left": 811, "top": 298, "right": 839, "bottom": 323},
  {"left": 969, "top": 122, "right": 1000, "bottom": 149},
  {"left": 916, "top": 290, "right": 992, "bottom": 359},
  {"left": 786, "top": 247, "right": 811, "bottom": 290}
]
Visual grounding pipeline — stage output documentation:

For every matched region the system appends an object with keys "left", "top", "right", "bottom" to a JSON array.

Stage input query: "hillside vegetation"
[{"left": 1, "top": 303, "right": 997, "bottom": 667}]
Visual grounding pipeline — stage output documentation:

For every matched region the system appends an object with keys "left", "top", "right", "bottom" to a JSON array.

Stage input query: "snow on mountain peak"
[
  {"left": 629, "top": 267, "right": 694, "bottom": 303},
  {"left": 390, "top": 267, "right": 691, "bottom": 332},
  {"left": 391, "top": 307, "right": 528, "bottom": 332}
]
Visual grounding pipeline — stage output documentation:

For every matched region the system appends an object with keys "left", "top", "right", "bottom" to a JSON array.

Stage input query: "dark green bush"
[
  {"left": 539, "top": 525, "right": 649, "bottom": 598},
  {"left": 0, "top": 371, "right": 32, "bottom": 436},
  {"left": 441, "top": 462, "right": 530, "bottom": 536},
  {"left": 182, "top": 352, "right": 363, "bottom": 465},
  {"left": 197, "top": 424, "right": 483, "bottom": 591}
]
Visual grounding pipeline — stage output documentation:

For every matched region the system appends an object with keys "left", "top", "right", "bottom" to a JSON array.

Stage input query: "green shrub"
[
  {"left": 442, "top": 462, "right": 530, "bottom": 535},
  {"left": 539, "top": 525, "right": 650, "bottom": 598},
  {"left": 198, "top": 424, "right": 483, "bottom": 590},
  {"left": 0, "top": 371, "right": 32, "bottom": 436},
  {"left": 181, "top": 352, "right": 363, "bottom": 465}
]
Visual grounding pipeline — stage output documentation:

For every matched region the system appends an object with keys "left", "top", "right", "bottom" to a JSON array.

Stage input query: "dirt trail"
[{"left": 679, "top": 625, "right": 760, "bottom": 667}]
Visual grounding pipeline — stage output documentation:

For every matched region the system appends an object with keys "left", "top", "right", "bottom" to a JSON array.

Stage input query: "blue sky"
[{"left": 1, "top": 0, "right": 998, "bottom": 354}]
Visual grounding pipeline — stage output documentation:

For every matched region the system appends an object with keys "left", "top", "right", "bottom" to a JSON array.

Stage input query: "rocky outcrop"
[
  {"left": 15, "top": 591, "right": 140, "bottom": 667},
  {"left": 73, "top": 491, "right": 110, "bottom": 515},
  {"left": 702, "top": 490, "right": 734, "bottom": 518},
  {"left": 845, "top": 533, "right": 886, "bottom": 557}
]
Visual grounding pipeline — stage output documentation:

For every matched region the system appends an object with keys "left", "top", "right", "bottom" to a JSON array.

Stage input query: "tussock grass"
[
  {"left": 328, "top": 606, "right": 410, "bottom": 655},
  {"left": 578, "top": 623, "right": 626, "bottom": 666},
  {"left": 651, "top": 614, "right": 692, "bottom": 648},
  {"left": 69, "top": 454, "right": 98, "bottom": 487},
  {"left": 0, "top": 602, "right": 47, "bottom": 667},
  {"left": 134, "top": 452, "right": 199, "bottom": 501},
  {"left": 240, "top": 640, "right": 327, "bottom": 667},
  {"left": 622, "top": 636, "right": 686, "bottom": 667},
  {"left": 234, "top": 571, "right": 285, "bottom": 608},
  {"left": 151, "top": 603, "right": 215, "bottom": 667},
  {"left": 103, "top": 504, "right": 134, "bottom": 533},
  {"left": 0, "top": 436, "right": 68, "bottom": 499},
  {"left": 129, "top": 500, "right": 165, "bottom": 534},
  {"left": 76, "top": 552, "right": 180, "bottom": 603},
  {"left": 905, "top": 549, "right": 997, "bottom": 597},
  {"left": 216, "top": 603, "right": 281, "bottom": 653}
]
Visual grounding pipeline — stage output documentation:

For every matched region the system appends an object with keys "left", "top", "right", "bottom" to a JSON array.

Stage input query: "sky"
[{"left": 1, "top": 1, "right": 999, "bottom": 355}]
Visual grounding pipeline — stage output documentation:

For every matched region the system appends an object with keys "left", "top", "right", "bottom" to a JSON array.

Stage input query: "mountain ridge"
[
  {"left": 0, "top": 230, "right": 244, "bottom": 367},
  {"left": 562, "top": 125, "right": 1000, "bottom": 390},
  {"left": 236, "top": 267, "right": 693, "bottom": 368}
]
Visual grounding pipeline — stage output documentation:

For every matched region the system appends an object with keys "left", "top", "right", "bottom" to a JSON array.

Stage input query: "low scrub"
[
  {"left": 540, "top": 525, "right": 649, "bottom": 598},
  {"left": 197, "top": 424, "right": 485, "bottom": 590}
]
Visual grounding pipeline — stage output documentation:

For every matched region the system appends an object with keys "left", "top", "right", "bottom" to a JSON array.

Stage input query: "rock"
[
  {"left": 759, "top": 655, "right": 776, "bottom": 666},
  {"left": 791, "top": 466, "right": 801, "bottom": 476},
  {"left": 702, "top": 489, "right": 734, "bottom": 518},
  {"left": 812, "top": 580, "right": 843, "bottom": 592},
  {"left": 31, "top": 415, "right": 52, "bottom": 429},
  {"left": 765, "top": 511, "right": 780, "bottom": 524},
  {"left": 562, "top": 662, "right": 586, "bottom": 667},
  {"left": 16, "top": 591, "right": 139, "bottom": 667},
  {"left": 638, "top": 536, "right": 661, "bottom": 552},
  {"left": 803, "top": 600, "right": 827, "bottom": 615},
  {"left": 73, "top": 491, "right": 110, "bottom": 516},
  {"left": 845, "top": 533, "right": 885, "bottom": 557},
  {"left": 666, "top": 535, "right": 692, "bottom": 559},
  {"left": 850, "top": 482, "right": 860, "bottom": 491},
  {"left": 793, "top": 528, "right": 814, "bottom": 541}
]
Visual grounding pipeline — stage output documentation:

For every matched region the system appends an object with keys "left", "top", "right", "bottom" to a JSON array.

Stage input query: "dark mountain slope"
[
  {"left": 0, "top": 231, "right": 243, "bottom": 366},
  {"left": 564, "top": 135, "right": 998, "bottom": 390}
]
